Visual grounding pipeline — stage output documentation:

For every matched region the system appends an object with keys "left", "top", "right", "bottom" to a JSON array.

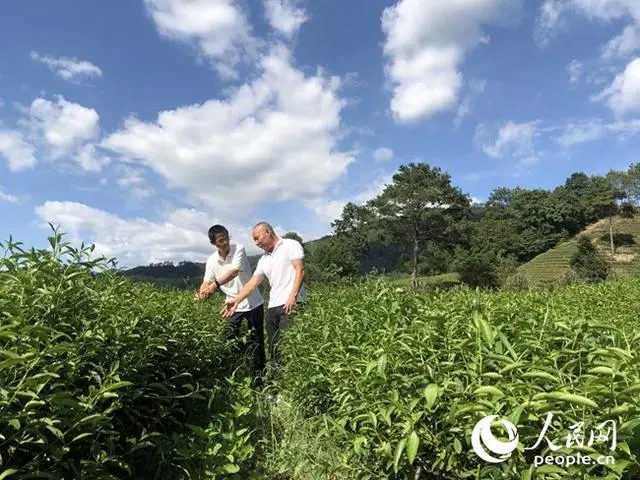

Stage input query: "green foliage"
[
  {"left": 370, "top": 162, "right": 471, "bottom": 283},
  {"left": 0, "top": 226, "right": 261, "bottom": 479},
  {"left": 457, "top": 251, "right": 500, "bottom": 289},
  {"left": 570, "top": 235, "right": 611, "bottom": 283},
  {"left": 501, "top": 270, "right": 533, "bottom": 291},
  {"left": 275, "top": 279, "right": 640, "bottom": 479}
]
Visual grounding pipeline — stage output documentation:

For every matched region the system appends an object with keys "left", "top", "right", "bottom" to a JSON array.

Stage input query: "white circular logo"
[{"left": 471, "top": 415, "right": 519, "bottom": 463}]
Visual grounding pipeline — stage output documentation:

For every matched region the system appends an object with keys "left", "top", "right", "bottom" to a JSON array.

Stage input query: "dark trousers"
[
  {"left": 225, "top": 304, "right": 266, "bottom": 375},
  {"left": 266, "top": 304, "right": 304, "bottom": 379}
]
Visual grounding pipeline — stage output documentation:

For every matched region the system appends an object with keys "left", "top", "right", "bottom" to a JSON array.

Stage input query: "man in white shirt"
[
  {"left": 195, "top": 224, "right": 266, "bottom": 377},
  {"left": 221, "top": 222, "right": 306, "bottom": 379}
]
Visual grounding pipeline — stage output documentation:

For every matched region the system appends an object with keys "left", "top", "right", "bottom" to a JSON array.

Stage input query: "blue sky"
[{"left": 1, "top": 0, "right": 640, "bottom": 268}]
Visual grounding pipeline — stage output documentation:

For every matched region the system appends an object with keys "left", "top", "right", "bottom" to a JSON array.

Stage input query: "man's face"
[
  {"left": 252, "top": 226, "right": 272, "bottom": 252},
  {"left": 212, "top": 232, "right": 229, "bottom": 252}
]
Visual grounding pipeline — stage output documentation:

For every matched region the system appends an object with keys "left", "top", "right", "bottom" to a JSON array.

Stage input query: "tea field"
[{"left": 1, "top": 232, "right": 639, "bottom": 479}]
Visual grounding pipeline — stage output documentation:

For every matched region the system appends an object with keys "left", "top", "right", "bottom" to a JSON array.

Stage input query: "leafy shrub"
[
  {"left": 0, "top": 227, "right": 260, "bottom": 479},
  {"left": 458, "top": 252, "right": 499, "bottom": 289},
  {"left": 570, "top": 235, "right": 611, "bottom": 282},
  {"left": 275, "top": 278, "right": 640, "bottom": 479},
  {"left": 502, "top": 270, "right": 533, "bottom": 291}
]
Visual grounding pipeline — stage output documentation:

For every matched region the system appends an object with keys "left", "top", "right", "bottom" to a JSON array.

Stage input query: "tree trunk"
[
  {"left": 411, "top": 233, "right": 419, "bottom": 289},
  {"left": 609, "top": 216, "right": 615, "bottom": 255}
]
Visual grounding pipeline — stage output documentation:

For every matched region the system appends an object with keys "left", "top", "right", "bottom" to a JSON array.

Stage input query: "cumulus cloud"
[
  {"left": 478, "top": 121, "right": 539, "bottom": 161},
  {"left": 19, "top": 95, "right": 100, "bottom": 158},
  {"left": 30, "top": 51, "right": 103, "bottom": 83},
  {"left": 602, "top": 25, "right": 640, "bottom": 60},
  {"left": 33, "top": 201, "right": 308, "bottom": 267},
  {"left": 143, "top": 0, "right": 260, "bottom": 79},
  {"left": 593, "top": 57, "right": 640, "bottom": 114},
  {"left": 0, "top": 95, "right": 109, "bottom": 173},
  {"left": 263, "top": 0, "right": 307, "bottom": 38},
  {"left": 0, "top": 130, "right": 37, "bottom": 172},
  {"left": 34, "top": 201, "right": 258, "bottom": 268},
  {"left": 535, "top": 0, "right": 640, "bottom": 115},
  {"left": 381, "top": 0, "right": 521, "bottom": 123},
  {"left": 307, "top": 171, "right": 394, "bottom": 228},
  {"left": 373, "top": 147, "right": 394, "bottom": 162},
  {"left": 102, "top": 45, "right": 354, "bottom": 215}
]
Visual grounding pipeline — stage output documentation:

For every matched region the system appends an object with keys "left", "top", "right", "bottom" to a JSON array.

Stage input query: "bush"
[
  {"left": 0, "top": 228, "right": 260, "bottom": 479},
  {"left": 458, "top": 252, "right": 499, "bottom": 289},
  {"left": 502, "top": 270, "right": 533, "bottom": 291},
  {"left": 569, "top": 235, "right": 611, "bottom": 282}
]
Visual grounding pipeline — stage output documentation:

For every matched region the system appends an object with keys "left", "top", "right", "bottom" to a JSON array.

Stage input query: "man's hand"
[
  {"left": 284, "top": 293, "right": 297, "bottom": 313},
  {"left": 220, "top": 299, "right": 238, "bottom": 318},
  {"left": 201, "top": 282, "right": 217, "bottom": 295}
]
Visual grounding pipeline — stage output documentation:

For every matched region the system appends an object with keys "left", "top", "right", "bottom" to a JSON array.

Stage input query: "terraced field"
[{"left": 519, "top": 216, "right": 640, "bottom": 285}]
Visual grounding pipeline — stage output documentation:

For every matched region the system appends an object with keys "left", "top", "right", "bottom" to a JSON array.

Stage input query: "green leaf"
[
  {"left": 406, "top": 431, "right": 419, "bottom": 465},
  {"left": 223, "top": 464, "right": 240, "bottom": 473},
  {"left": 393, "top": 438, "right": 406, "bottom": 473},
  {"left": 0, "top": 469, "right": 19, "bottom": 480},
  {"left": 424, "top": 384, "right": 438, "bottom": 409},
  {"left": 101, "top": 381, "right": 134, "bottom": 394}
]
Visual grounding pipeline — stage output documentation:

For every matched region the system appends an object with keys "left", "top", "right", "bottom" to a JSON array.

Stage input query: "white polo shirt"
[
  {"left": 203, "top": 244, "right": 263, "bottom": 312},
  {"left": 254, "top": 238, "right": 306, "bottom": 309}
]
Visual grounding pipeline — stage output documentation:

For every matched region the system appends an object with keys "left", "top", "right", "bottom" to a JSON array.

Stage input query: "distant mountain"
[{"left": 119, "top": 236, "right": 332, "bottom": 289}]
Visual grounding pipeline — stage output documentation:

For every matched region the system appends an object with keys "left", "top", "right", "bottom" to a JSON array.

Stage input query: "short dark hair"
[{"left": 208, "top": 224, "right": 229, "bottom": 242}]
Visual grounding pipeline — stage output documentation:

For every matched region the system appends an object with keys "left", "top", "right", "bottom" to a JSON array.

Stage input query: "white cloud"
[
  {"left": 74, "top": 144, "right": 111, "bottom": 173},
  {"left": 19, "top": 95, "right": 100, "bottom": 158},
  {"left": 602, "top": 25, "right": 640, "bottom": 59},
  {"left": 143, "top": 0, "right": 259, "bottom": 79},
  {"left": 478, "top": 121, "right": 539, "bottom": 160},
  {"left": 307, "top": 171, "right": 394, "bottom": 228},
  {"left": 534, "top": 0, "right": 568, "bottom": 46},
  {"left": 556, "top": 118, "right": 640, "bottom": 146},
  {"left": 30, "top": 51, "right": 103, "bottom": 83},
  {"left": 567, "top": 59, "right": 583, "bottom": 85},
  {"left": 34, "top": 200, "right": 262, "bottom": 268},
  {"left": 454, "top": 78, "right": 486, "bottom": 126},
  {"left": 103, "top": 45, "right": 354, "bottom": 215},
  {"left": 373, "top": 147, "right": 394, "bottom": 162},
  {"left": 0, "top": 189, "right": 19, "bottom": 204},
  {"left": 0, "top": 130, "right": 37, "bottom": 172},
  {"left": 0, "top": 96, "right": 107, "bottom": 174},
  {"left": 593, "top": 57, "right": 640, "bottom": 114},
  {"left": 263, "top": 0, "right": 307, "bottom": 38},
  {"left": 536, "top": 0, "right": 640, "bottom": 46},
  {"left": 381, "top": 0, "right": 521, "bottom": 123}
]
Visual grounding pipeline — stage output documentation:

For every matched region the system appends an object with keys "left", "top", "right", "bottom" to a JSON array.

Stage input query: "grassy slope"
[{"left": 518, "top": 215, "right": 640, "bottom": 285}]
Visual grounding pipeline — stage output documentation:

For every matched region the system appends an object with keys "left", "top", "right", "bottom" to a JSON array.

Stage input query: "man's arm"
[
  {"left": 234, "top": 273, "right": 265, "bottom": 304},
  {"left": 195, "top": 260, "right": 218, "bottom": 299},
  {"left": 289, "top": 259, "right": 305, "bottom": 299},
  {"left": 283, "top": 240, "right": 305, "bottom": 313},
  {"left": 220, "top": 272, "right": 265, "bottom": 317},
  {"left": 216, "top": 245, "right": 246, "bottom": 286}
]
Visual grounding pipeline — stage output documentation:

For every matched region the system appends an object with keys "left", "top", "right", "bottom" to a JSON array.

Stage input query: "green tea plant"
[
  {"left": 0, "top": 227, "right": 261, "bottom": 479},
  {"left": 277, "top": 279, "right": 640, "bottom": 479}
]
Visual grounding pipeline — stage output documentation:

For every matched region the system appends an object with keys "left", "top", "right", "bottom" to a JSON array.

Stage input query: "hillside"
[
  {"left": 121, "top": 235, "right": 333, "bottom": 289},
  {"left": 518, "top": 214, "right": 640, "bottom": 285}
]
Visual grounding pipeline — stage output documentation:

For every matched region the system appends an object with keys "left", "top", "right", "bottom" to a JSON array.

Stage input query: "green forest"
[{"left": 124, "top": 161, "right": 640, "bottom": 291}]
